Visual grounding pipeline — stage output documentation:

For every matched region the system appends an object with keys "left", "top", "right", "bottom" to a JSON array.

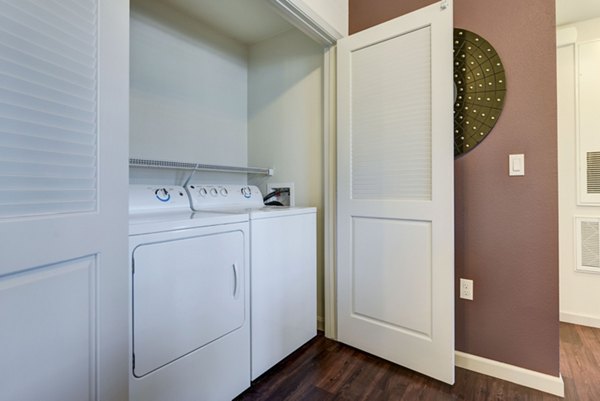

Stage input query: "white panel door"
[
  {"left": 337, "top": 0, "right": 454, "bottom": 384},
  {"left": 0, "top": 1, "right": 129, "bottom": 400}
]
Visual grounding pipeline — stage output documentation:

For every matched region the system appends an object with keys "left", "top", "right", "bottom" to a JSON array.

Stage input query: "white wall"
[
  {"left": 557, "top": 18, "right": 600, "bottom": 328},
  {"left": 292, "top": 0, "right": 348, "bottom": 37},
  {"left": 130, "top": 0, "right": 248, "bottom": 171},
  {"left": 247, "top": 29, "right": 325, "bottom": 325}
]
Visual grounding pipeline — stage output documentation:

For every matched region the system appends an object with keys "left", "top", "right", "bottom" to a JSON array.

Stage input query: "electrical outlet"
[{"left": 460, "top": 278, "right": 474, "bottom": 300}]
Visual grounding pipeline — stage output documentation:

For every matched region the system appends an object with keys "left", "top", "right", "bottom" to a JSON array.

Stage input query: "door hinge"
[{"left": 441, "top": 0, "right": 449, "bottom": 10}]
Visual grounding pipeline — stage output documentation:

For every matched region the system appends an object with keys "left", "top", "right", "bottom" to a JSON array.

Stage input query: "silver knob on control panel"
[
  {"left": 241, "top": 186, "right": 252, "bottom": 198},
  {"left": 220, "top": 188, "right": 228, "bottom": 196},
  {"left": 199, "top": 187, "right": 208, "bottom": 197},
  {"left": 210, "top": 187, "right": 218, "bottom": 197}
]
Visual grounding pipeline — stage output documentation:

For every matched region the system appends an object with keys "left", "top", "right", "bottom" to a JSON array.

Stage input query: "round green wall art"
[{"left": 453, "top": 28, "right": 506, "bottom": 157}]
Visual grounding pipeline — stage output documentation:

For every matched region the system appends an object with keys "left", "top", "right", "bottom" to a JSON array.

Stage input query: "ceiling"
[
  {"left": 556, "top": 0, "right": 600, "bottom": 26},
  {"left": 161, "top": 0, "right": 293, "bottom": 45}
]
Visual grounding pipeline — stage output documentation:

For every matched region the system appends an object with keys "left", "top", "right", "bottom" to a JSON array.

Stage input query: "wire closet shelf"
[{"left": 129, "top": 158, "right": 274, "bottom": 176}]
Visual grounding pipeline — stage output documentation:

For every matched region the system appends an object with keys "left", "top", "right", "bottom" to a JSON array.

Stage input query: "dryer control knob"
[
  {"left": 220, "top": 188, "right": 228, "bottom": 197},
  {"left": 199, "top": 188, "right": 208, "bottom": 197},
  {"left": 241, "top": 186, "right": 252, "bottom": 198},
  {"left": 155, "top": 188, "right": 170, "bottom": 202},
  {"left": 210, "top": 187, "right": 218, "bottom": 197}
]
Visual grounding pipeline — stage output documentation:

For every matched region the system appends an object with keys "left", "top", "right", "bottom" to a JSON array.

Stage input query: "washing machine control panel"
[
  {"left": 185, "top": 184, "right": 264, "bottom": 210},
  {"left": 129, "top": 185, "right": 190, "bottom": 213}
]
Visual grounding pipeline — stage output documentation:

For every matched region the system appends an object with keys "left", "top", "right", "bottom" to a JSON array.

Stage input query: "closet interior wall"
[
  {"left": 129, "top": 0, "right": 248, "bottom": 185},
  {"left": 247, "top": 29, "right": 325, "bottom": 327}
]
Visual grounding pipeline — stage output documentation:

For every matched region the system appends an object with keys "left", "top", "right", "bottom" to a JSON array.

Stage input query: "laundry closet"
[{"left": 128, "top": 0, "right": 325, "bottom": 399}]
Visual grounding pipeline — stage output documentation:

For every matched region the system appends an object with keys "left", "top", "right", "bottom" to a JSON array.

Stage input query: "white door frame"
[
  {"left": 267, "top": 0, "right": 340, "bottom": 339},
  {"left": 323, "top": 45, "right": 337, "bottom": 339}
]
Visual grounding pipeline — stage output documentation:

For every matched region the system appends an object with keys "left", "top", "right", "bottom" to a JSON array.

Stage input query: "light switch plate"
[{"left": 509, "top": 154, "right": 525, "bottom": 176}]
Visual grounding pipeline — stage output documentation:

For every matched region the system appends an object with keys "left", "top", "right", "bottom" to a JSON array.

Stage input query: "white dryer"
[
  {"left": 128, "top": 185, "right": 250, "bottom": 401},
  {"left": 186, "top": 184, "right": 317, "bottom": 380}
]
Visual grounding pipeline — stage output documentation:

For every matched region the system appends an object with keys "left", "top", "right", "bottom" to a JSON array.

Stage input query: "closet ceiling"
[
  {"left": 161, "top": 0, "right": 293, "bottom": 44},
  {"left": 556, "top": 0, "right": 600, "bottom": 26}
]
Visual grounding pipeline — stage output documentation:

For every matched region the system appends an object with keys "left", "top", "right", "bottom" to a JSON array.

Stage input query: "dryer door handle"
[{"left": 232, "top": 263, "right": 239, "bottom": 298}]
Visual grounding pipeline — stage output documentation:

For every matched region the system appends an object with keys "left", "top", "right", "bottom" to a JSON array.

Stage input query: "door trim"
[
  {"left": 268, "top": 0, "right": 343, "bottom": 45},
  {"left": 323, "top": 46, "right": 337, "bottom": 339},
  {"left": 266, "top": 0, "right": 340, "bottom": 339}
]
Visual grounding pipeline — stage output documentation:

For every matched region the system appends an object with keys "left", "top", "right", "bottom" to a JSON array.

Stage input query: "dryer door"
[{"left": 132, "top": 230, "right": 245, "bottom": 377}]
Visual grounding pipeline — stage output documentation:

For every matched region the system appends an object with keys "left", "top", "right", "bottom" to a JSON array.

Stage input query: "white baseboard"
[
  {"left": 317, "top": 316, "right": 324, "bottom": 331},
  {"left": 455, "top": 351, "right": 564, "bottom": 397},
  {"left": 560, "top": 311, "right": 600, "bottom": 329}
]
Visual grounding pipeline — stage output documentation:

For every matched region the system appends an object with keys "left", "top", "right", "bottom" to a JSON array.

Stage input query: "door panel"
[
  {"left": 337, "top": 0, "right": 454, "bottom": 384},
  {"left": 0, "top": 258, "right": 96, "bottom": 401},
  {"left": 352, "top": 217, "right": 432, "bottom": 337}
]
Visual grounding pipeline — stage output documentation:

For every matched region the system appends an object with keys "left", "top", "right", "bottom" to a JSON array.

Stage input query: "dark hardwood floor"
[{"left": 235, "top": 323, "right": 600, "bottom": 401}]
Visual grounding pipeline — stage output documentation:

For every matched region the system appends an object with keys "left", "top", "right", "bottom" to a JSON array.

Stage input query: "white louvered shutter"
[
  {"left": 0, "top": 0, "right": 97, "bottom": 218},
  {"left": 351, "top": 27, "right": 432, "bottom": 201}
]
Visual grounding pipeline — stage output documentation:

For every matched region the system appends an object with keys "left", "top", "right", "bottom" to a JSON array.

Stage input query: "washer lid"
[
  {"left": 198, "top": 206, "right": 317, "bottom": 220},
  {"left": 250, "top": 206, "right": 316, "bottom": 219},
  {"left": 129, "top": 210, "right": 249, "bottom": 236}
]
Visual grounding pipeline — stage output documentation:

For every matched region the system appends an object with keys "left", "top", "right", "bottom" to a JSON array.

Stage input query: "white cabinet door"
[
  {"left": 0, "top": 1, "right": 129, "bottom": 400},
  {"left": 336, "top": 1, "right": 455, "bottom": 384}
]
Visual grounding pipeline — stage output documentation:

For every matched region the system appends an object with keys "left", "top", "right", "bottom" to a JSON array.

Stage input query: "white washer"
[
  {"left": 129, "top": 185, "right": 250, "bottom": 401},
  {"left": 186, "top": 185, "right": 317, "bottom": 380}
]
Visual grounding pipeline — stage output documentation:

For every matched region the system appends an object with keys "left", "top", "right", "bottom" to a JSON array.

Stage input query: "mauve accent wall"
[{"left": 349, "top": 0, "right": 560, "bottom": 376}]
